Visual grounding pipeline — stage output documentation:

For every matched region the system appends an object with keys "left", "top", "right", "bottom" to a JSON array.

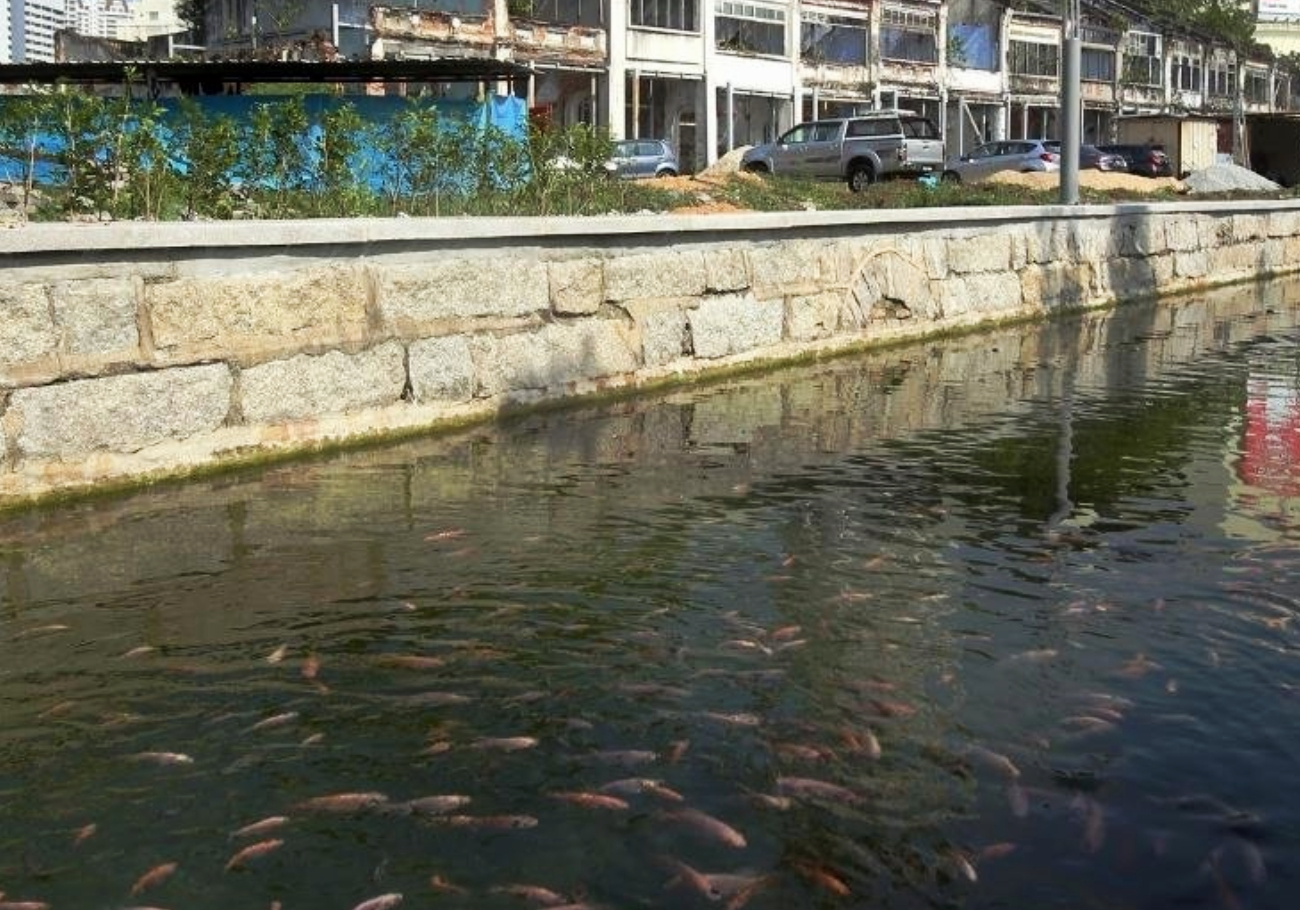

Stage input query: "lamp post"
[{"left": 1060, "top": 0, "right": 1081, "bottom": 204}]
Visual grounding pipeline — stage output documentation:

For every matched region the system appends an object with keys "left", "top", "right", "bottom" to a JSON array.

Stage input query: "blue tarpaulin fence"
[{"left": 0, "top": 92, "right": 529, "bottom": 190}]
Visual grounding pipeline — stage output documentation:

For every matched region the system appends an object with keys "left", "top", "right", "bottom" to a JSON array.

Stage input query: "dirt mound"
[
  {"left": 696, "top": 146, "right": 754, "bottom": 179},
  {"left": 988, "top": 170, "right": 1183, "bottom": 194}
]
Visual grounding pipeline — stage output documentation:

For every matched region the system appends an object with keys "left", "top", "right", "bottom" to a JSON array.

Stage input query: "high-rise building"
[{"left": 10, "top": 0, "right": 68, "bottom": 63}]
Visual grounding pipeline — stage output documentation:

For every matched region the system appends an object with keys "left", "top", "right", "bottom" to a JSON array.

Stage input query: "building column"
[{"left": 607, "top": 0, "right": 628, "bottom": 138}]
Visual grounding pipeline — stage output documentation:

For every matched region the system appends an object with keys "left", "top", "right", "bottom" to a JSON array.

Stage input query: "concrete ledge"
[{"left": 4, "top": 198, "right": 1300, "bottom": 255}]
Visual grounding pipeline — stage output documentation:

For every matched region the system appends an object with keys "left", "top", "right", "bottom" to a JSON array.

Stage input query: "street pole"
[{"left": 1060, "top": 0, "right": 1081, "bottom": 205}]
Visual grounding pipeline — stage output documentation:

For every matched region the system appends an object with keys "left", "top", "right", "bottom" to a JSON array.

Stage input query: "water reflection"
[{"left": 1, "top": 278, "right": 1299, "bottom": 909}]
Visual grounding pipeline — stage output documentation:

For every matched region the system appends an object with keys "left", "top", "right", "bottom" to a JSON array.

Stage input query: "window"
[
  {"left": 1081, "top": 47, "right": 1115, "bottom": 82},
  {"left": 630, "top": 0, "right": 697, "bottom": 32},
  {"left": 1208, "top": 52, "right": 1236, "bottom": 97},
  {"left": 902, "top": 117, "right": 938, "bottom": 139},
  {"left": 532, "top": 0, "right": 605, "bottom": 27},
  {"left": 801, "top": 12, "right": 867, "bottom": 66},
  {"left": 847, "top": 118, "right": 899, "bottom": 138},
  {"left": 715, "top": 1, "right": 786, "bottom": 56},
  {"left": 880, "top": 5, "right": 937, "bottom": 64},
  {"left": 1009, "top": 40, "right": 1058, "bottom": 77},
  {"left": 1246, "top": 70, "right": 1269, "bottom": 104},
  {"left": 1171, "top": 42, "right": 1201, "bottom": 92},
  {"left": 1124, "top": 31, "right": 1162, "bottom": 86}
]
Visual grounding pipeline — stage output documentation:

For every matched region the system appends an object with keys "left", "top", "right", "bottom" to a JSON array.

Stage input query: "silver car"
[
  {"left": 942, "top": 139, "right": 1061, "bottom": 182},
  {"left": 607, "top": 139, "right": 679, "bottom": 179}
]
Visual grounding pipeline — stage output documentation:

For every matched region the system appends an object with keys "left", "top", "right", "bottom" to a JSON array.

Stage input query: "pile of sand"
[
  {"left": 1183, "top": 162, "right": 1281, "bottom": 195},
  {"left": 695, "top": 146, "right": 754, "bottom": 179},
  {"left": 987, "top": 170, "right": 1183, "bottom": 194}
]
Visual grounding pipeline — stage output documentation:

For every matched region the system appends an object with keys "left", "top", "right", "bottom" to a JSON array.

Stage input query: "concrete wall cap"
[{"left": 4, "top": 199, "right": 1299, "bottom": 255}]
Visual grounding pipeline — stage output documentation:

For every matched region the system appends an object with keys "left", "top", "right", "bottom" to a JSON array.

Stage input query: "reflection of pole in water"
[{"left": 1049, "top": 384, "right": 1074, "bottom": 529}]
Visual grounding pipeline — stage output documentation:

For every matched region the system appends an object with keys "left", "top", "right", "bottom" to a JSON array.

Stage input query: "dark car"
[
  {"left": 1044, "top": 142, "right": 1128, "bottom": 172},
  {"left": 1095, "top": 144, "right": 1174, "bottom": 178}
]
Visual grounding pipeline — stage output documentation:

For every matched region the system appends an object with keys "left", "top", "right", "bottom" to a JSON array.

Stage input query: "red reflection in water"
[{"left": 1241, "top": 377, "right": 1300, "bottom": 497}]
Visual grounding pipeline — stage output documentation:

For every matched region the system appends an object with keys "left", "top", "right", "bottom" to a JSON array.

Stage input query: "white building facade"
[{"left": 10, "top": 0, "right": 68, "bottom": 62}]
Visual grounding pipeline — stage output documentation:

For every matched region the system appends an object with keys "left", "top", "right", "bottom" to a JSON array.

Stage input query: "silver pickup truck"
[{"left": 741, "top": 111, "right": 945, "bottom": 192}]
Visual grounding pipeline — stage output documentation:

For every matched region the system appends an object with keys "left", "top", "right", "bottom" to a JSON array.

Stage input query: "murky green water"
[{"left": 2, "top": 278, "right": 1299, "bottom": 910}]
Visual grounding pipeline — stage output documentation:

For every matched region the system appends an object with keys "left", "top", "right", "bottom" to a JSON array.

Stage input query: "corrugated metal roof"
[{"left": 0, "top": 58, "right": 531, "bottom": 86}]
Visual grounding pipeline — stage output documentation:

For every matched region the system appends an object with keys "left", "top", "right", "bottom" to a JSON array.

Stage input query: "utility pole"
[{"left": 1060, "top": 0, "right": 1081, "bottom": 204}]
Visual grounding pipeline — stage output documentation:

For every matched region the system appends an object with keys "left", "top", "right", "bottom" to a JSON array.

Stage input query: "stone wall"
[{"left": 2, "top": 199, "right": 1299, "bottom": 507}]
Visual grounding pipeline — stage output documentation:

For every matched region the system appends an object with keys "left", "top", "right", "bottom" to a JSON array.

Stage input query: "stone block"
[
  {"left": 947, "top": 232, "right": 1012, "bottom": 274},
  {"left": 1164, "top": 215, "right": 1201, "bottom": 252},
  {"left": 845, "top": 251, "right": 939, "bottom": 326},
  {"left": 688, "top": 293, "right": 785, "bottom": 359},
  {"left": 238, "top": 341, "right": 406, "bottom": 425},
  {"left": 788, "top": 291, "right": 843, "bottom": 341},
  {"left": 409, "top": 335, "right": 475, "bottom": 403},
  {"left": 0, "top": 283, "right": 57, "bottom": 376},
  {"left": 1024, "top": 221, "right": 1072, "bottom": 264},
  {"left": 704, "top": 248, "right": 750, "bottom": 292},
  {"left": 1103, "top": 257, "right": 1160, "bottom": 302},
  {"left": 1210, "top": 243, "right": 1264, "bottom": 276},
  {"left": 1266, "top": 210, "right": 1300, "bottom": 238},
  {"left": 1021, "top": 262, "right": 1092, "bottom": 311},
  {"left": 378, "top": 260, "right": 547, "bottom": 329},
  {"left": 1115, "top": 217, "right": 1165, "bottom": 257},
  {"left": 474, "top": 320, "right": 639, "bottom": 396},
  {"left": 1069, "top": 221, "right": 1120, "bottom": 263},
  {"left": 147, "top": 265, "right": 369, "bottom": 364},
  {"left": 1232, "top": 214, "right": 1269, "bottom": 243},
  {"left": 1174, "top": 249, "right": 1210, "bottom": 279},
  {"left": 604, "top": 251, "right": 707, "bottom": 301},
  {"left": 641, "top": 308, "right": 689, "bottom": 366},
  {"left": 51, "top": 278, "right": 139, "bottom": 357},
  {"left": 548, "top": 258, "right": 604, "bottom": 315},
  {"left": 935, "top": 272, "right": 1023, "bottom": 321},
  {"left": 748, "top": 241, "right": 823, "bottom": 296},
  {"left": 4, "top": 364, "right": 232, "bottom": 459}
]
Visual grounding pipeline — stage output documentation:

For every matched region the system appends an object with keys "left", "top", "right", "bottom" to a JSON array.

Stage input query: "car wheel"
[
  {"left": 847, "top": 163, "right": 876, "bottom": 192},
  {"left": 941, "top": 170, "right": 961, "bottom": 184},
  {"left": 657, "top": 169, "right": 678, "bottom": 178},
  {"left": 744, "top": 163, "right": 769, "bottom": 175}
]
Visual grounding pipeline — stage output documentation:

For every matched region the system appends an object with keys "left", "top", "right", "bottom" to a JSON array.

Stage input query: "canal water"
[{"left": 2, "top": 277, "right": 1298, "bottom": 910}]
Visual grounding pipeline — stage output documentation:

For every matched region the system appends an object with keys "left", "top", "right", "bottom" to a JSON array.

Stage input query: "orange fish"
[
  {"left": 378, "top": 655, "right": 446, "bottom": 670},
  {"left": 224, "top": 838, "right": 284, "bottom": 871},
  {"left": 248, "top": 712, "right": 300, "bottom": 733},
  {"left": 791, "top": 860, "right": 850, "bottom": 896},
  {"left": 429, "top": 875, "right": 467, "bottom": 894},
  {"left": 0, "top": 901, "right": 52, "bottom": 910},
  {"left": 130, "top": 752, "right": 194, "bottom": 766},
  {"left": 351, "top": 894, "right": 402, "bottom": 910},
  {"left": 130, "top": 861, "right": 178, "bottom": 896},
  {"left": 550, "top": 791, "right": 629, "bottom": 810},
  {"left": 469, "top": 736, "right": 538, "bottom": 751},
  {"left": 301, "top": 654, "right": 320, "bottom": 680},
  {"left": 295, "top": 792, "right": 388, "bottom": 813},
  {"left": 775, "top": 776, "right": 861, "bottom": 803},
  {"left": 72, "top": 822, "right": 98, "bottom": 846},
  {"left": 659, "top": 808, "right": 747, "bottom": 848},
  {"left": 232, "top": 816, "right": 290, "bottom": 839},
  {"left": 489, "top": 884, "right": 569, "bottom": 905},
  {"left": 403, "top": 795, "right": 472, "bottom": 815},
  {"left": 978, "top": 842, "right": 1018, "bottom": 861},
  {"left": 438, "top": 814, "right": 538, "bottom": 830}
]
